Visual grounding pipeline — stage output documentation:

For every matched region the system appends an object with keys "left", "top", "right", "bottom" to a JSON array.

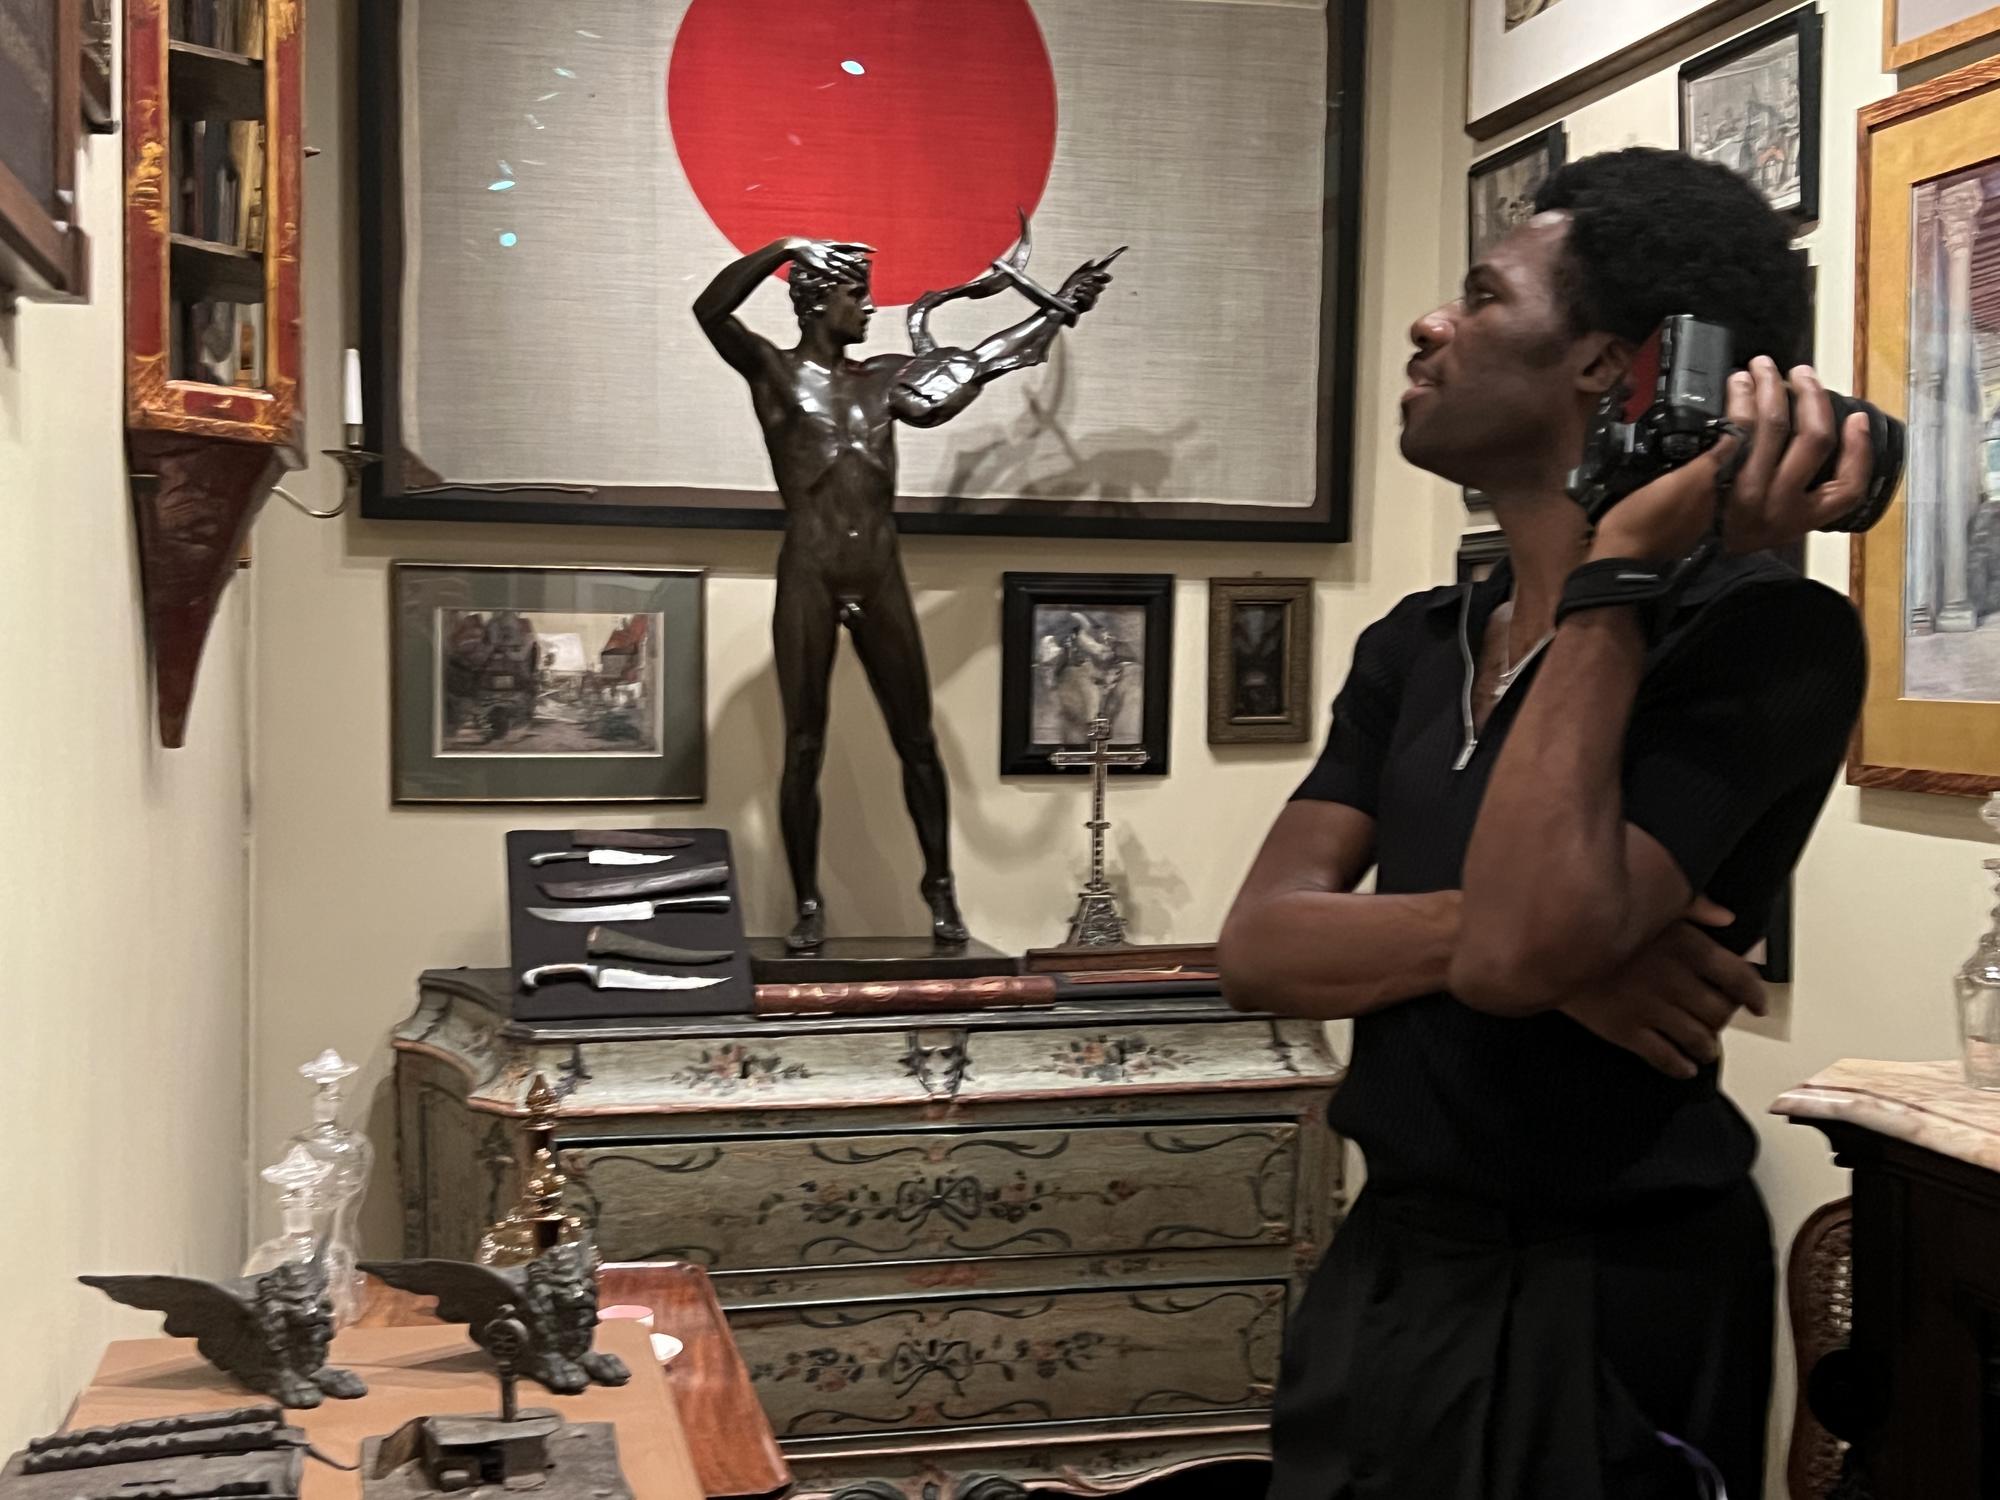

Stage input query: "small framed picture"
[
  {"left": 1468, "top": 124, "right": 1567, "bottom": 264},
  {"left": 1207, "top": 578, "right": 1314, "bottom": 745},
  {"left": 1001, "top": 573, "right": 1173, "bottom": 777},
  {"left": 1680, "top": 8, "right": 1824, "bottom": 225},
  {"left": 1457, "top": 529, "right": 1510, "bottom": 584},
  {"left": 391, "top": 563, "right": 706, "bottom": 804}
]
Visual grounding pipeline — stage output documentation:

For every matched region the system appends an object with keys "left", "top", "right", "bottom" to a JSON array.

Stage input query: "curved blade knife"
[
  {"left": 572, "top": 830, "right": 695, "bottom": 851},
  {"left": 528, "top": 849, "right": 672, "bottom": 868},
  {"left": 522, "top": 963, "right": 729, "bottom": 993},
  {"left": 586, "top": 926, "right": 733, "bottom": 966},
  {"left": 527, "top": 893, "right": 731, "bottom": 923},
  {"left": 537, "top": 860, "right": 730, "bottom": 902}
]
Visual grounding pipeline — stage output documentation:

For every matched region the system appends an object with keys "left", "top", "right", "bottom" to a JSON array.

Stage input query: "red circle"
[{"left": 668, "top": 0, "right": 1058, "bottom": 309}]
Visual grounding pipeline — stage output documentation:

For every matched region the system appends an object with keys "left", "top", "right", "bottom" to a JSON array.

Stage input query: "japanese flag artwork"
[{"left": 392, "top": 0, "right": 1332, "bottom": 514}]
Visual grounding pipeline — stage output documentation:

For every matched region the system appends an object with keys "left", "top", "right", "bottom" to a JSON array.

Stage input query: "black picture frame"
[
  {"left": 355, "top": 0, "right": 1367, "bottom": 544},
  {"left": 390, "top": 563, "right": 707, "bottom": 804},
  {"left": 1467, "top": 123, "right": 1566, "bottom": 266},
  {"left": 1679, "top": 7, "right": 1824, "bottom": 227},
  {"left": 1001, "top": 572, "right": 1173, "bottom": 777}
]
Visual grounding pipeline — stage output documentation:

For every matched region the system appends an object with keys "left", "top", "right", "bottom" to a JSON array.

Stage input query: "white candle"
[{"left": 343, "top": 347, "right": 363, "bottom": 427}]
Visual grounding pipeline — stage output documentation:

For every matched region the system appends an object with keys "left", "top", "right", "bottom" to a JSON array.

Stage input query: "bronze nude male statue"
[{"left": 696, "top": 226, "right": 1118, "bottom": 952}]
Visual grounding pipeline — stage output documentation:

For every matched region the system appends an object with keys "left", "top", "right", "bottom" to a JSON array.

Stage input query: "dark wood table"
[
  {"left": 358, "top": 1262, "right": 791, "bottom": 1500},
  {"left": 1777, "top": 1059, "right": 2000, "bottom": 1499}
]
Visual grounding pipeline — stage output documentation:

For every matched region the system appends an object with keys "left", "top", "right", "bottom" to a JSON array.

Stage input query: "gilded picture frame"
[
  {"left": 1851, "top": 55, "right": 2000, "bottom": 796},
  {"left": 1884, "top": 0, "right": 2000, "bottom": 72},
  {"left": 1206, "top": 577, "right": 1314, "bottom": 746}
]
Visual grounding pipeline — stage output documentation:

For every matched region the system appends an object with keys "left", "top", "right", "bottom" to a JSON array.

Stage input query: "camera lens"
[{"left": 1805, "top": 393, "right": 1905, "bottom": 534}]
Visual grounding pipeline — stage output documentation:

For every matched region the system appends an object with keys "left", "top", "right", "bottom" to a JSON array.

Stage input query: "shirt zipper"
[{"left": 1454, "top": 585, "right": 1479, "bottom": 771}]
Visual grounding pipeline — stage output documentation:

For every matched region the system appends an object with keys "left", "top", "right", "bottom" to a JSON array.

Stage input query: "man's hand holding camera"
[{"left": 1591, "top": 357, "right": 1878, "bottom": 563}]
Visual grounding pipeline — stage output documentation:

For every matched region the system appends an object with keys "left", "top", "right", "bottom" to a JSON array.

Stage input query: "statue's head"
[{"left": 792, "top": 258, "right": 874, "bottom": 346}]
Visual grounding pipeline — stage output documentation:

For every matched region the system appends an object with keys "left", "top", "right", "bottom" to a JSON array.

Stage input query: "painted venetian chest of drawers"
[{"left": 393, "top": 970, "right": 1345, "bottom": 1499}]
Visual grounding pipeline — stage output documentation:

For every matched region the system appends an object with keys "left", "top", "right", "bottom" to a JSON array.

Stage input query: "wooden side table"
[
  {"left": 1775, "top": 1059, "right": 2000, "bottom": 1499},
  {"left": 63, "top": 1323, "right": 701, "bottom": 1500},
  {"left": 358, "top": 1265, "right": 792, "bottom": 1500}
]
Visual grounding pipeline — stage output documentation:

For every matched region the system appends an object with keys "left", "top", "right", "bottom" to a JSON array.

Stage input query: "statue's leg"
[
  {"left": 774, "top": 561, "right": 838, "bottom": 950},
  {"left": 849, "top": 567, "right": 969, "bottom": 946}
]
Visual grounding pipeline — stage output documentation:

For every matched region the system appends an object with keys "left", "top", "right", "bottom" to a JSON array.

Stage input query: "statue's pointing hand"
[{"left": 1058, "top": 252, "right": 1121, "bottom": 316}]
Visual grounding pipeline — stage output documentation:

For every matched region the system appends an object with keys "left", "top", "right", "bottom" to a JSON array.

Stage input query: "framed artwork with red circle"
[{"left": 357, "top": 0, "right": 1366, "bottom": 542}]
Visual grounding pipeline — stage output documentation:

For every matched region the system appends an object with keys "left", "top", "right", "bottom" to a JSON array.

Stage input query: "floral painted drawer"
[
  {"left": 395, "top": 971, "right": 1344, "bottom": 1498},
  {"left": 562, "top": 1120, "right": 1298, "bottom": 1270},
  {"left": 733, "top": 1281, "right": 1286, "bottom": 1439}
]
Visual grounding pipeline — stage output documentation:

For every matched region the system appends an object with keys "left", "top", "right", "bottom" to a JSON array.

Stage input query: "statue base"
[{"left": 749, "top": 936, "right": 1018, "bottom": 985}]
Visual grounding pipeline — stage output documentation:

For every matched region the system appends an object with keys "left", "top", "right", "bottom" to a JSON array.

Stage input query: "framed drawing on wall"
[
  {"left": 1001, "top": 572, "right": 1172, "bottom": 776},
  {"left": 1468, "top": 125, "right": 1566, "bottom": 265},
  {"left": 1853, "top": 56, "right": 2000, "bottom": 795},
  {"left": 1885, "top": 0, "right": 2000, "bottom": 71},
  {"left": 1680, "top": 8, "right": 1823, "bottom": 225},
  {"left": 1469, "top": 0, "right": 1763, "bottom": 139},
  {"left": 1456, "top": 529, "right": 1509, "bottom": 584},
  {"left": 358, "top": 0, "right": 1366, "bottom": 543},
  {"left": 1207, "top": 577, "right": 1313, "bottom": 745},
  {"left": 0, "top": 0, "right": 89, "bottom": 301},
  {"left": 391, "top": 563, "right": 707, "bottom": 804}
]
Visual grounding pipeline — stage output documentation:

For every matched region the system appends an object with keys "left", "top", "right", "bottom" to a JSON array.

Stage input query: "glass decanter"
[
  {"left": 290, "top": 1049, "right": 373, "bottom": 1326},
  {"left": 242, "top": 1145, "right": 333, "bottom": 1278},
  {"left": 1956, "top": 793, "right": 2000, "bottom": 1091}
]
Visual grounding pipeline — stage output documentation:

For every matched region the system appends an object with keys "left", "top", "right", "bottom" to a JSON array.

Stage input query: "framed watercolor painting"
[
  {"left": 391, "top": 563, "right": 707, "bottom": 803},
  {"left": 358, "top": 0, "right": 1366, "bottom": 543},
  {"left": 1000, "top": 572, "right": 1173, "bottom": 776},
  {"left": 1469, "top": 0, "right": 1762, "bottom": 139},
  {"left": 1852, "top": 56, "right": 2000, "bottom": 795},
  {"left": 1679, "top": 8, "right": 1823, "bottom": 225}
]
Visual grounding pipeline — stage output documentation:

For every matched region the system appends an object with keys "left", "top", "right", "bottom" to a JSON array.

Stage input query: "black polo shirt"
[{"left": 1295, "top": 551, "right": 1864, "bottom": 1213}]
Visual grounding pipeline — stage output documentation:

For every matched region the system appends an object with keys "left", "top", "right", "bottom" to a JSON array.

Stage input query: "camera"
[{"left": 1570, "top": 314, "right": 1906, "bottom": 534}]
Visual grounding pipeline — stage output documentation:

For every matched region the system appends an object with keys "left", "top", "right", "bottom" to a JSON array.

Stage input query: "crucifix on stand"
[{"left": 1049, "top": 718, "right": 1149, "bottom": 948}]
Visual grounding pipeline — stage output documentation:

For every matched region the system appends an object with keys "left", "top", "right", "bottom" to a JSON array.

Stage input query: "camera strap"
[{"left": 1556, "top": 541, "right": 1719, "bottom": 631}]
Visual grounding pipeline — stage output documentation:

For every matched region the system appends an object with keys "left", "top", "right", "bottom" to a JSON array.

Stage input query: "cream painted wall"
[
  {"left": 250, "top": 0, "right": 1464, "bottom": 1249},
  {"left": 0, "top": 134, "right": 252, "bottom": 1444},
  {"left": 251, "top": 0, "right": 2000, "bottom": 1485}
]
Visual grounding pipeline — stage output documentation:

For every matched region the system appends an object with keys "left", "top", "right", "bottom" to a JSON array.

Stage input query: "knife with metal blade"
[
  {"left": 522, "top": 963, "right": 731, "bottom": 993},
  {"left": 537, "top": 860, "right": 730, "bottom": 902},
  {"left": 528, "top": 849, "right": 673, "bottom": 868},
  {"left": 527, "top": 893, "right": 732, "bottom": 924},
  {"left": 571, "top": 830, "right": 696, "bottom": 851},
  {"left": 586, "top": 926, "right": 733, "bottom": 967}
]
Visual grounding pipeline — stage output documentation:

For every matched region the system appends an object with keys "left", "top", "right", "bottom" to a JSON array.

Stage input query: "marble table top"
[{"left": 1773, "top": 1058, "right": 2000, "bottom": 1173}]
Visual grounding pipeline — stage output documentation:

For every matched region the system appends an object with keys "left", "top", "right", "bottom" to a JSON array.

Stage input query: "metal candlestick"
[
  {"left": 274, "top": 424, "right": 380, "bottom": 520},
  {"left": 478, "top": 1074, "right": 588, "bottom": 1266},
  {"left": 1049, "top": 718, "right": 1149, "bottom": 948}
]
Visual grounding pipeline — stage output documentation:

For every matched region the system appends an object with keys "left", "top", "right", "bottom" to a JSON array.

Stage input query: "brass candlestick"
[{"left": 478, "top": 1075, "right": 588, "bottom": 1267}]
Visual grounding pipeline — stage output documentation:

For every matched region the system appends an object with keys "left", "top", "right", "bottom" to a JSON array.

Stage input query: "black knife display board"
[{"left": 505, "top": 828, "right": 754, "bottom": 1021}]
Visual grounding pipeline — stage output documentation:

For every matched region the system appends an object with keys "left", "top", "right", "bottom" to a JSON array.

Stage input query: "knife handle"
[
  {"left": 521, "top": 964, "right": 591, "bottom": 989},
  {"left": 527, "top": 852, "right": 581, "bottom": 867},
  {"left": 652, "top": 895, "right": 731, "bottom": 912}
]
